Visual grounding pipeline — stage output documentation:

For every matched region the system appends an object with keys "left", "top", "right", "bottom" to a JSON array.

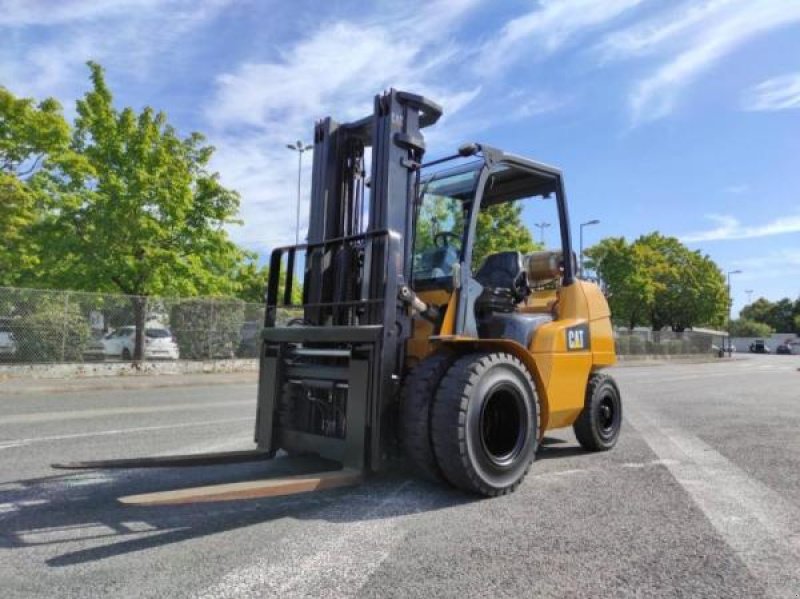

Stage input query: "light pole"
[
  {"left": 533, "top": 222, "right": 550, "bottom": 245},
  {"left": 727, "top": 270, "right": 742, "bottom": 355},
  {"left": 286, "top": 140, "right": 313, "bottom": 245},
  {"left": 579, "top": 219, "right": 600, "bottom": 279}
]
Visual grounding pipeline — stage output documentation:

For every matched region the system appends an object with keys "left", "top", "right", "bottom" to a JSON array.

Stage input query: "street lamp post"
[
  {"left": 286, "top": 140, "right": 313, "bottom": 245},
  {"left": 579, "top": 219, "right": 600, "bottom": 279},
  {"left": 533, "top": 222, "right": 551, "bottom": 245},
  {"left": 727, "top": 270, "right": 742, "bottom": 355}
]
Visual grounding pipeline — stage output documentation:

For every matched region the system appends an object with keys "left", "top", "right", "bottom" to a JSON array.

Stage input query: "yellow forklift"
[{"left": 56, "top": 90, "right": 621, "bottom": 502}]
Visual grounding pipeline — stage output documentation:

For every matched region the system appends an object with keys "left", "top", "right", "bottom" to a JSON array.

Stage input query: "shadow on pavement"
[
  {"left": 0, "top": 455, "right": 471, "bottom": 567},
  {"left": 0, "top": 438, "right": 592, "bottom": 568}
]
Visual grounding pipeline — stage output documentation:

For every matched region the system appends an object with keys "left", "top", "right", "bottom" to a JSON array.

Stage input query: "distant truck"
[{"left": 749, "top": 339, "right": 770, "bottom": 354}]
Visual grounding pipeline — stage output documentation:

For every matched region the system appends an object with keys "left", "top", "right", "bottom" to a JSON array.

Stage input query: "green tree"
[
  {"left": 740, "top": 297, "right": 773, "bottom": 324},
  {"left": 232, "top": 257, "right": 303, "bottom": 305},
  {"left": 38, "top": 62, "right": 246, "bottom": 359},
  {"left": 639, "top": 233, "right": 727, "bottom": 332},
  {"left": 586, "top": 232, "right": 728, "bottom": 332},
  {"left": 770, "top": 298, "right": 795, "bottom": 332},
  {"left": 741, "top": 297, "right": 799, "bottom": 332},
  {"left": 729, "top": 318, "right": 774, "bottom": 338},
  {"left": 584, "top": 237, "right": 656, "bottom": 329},
  {"left": 472, "top": 201, "right": 539, "bottom": 268},
  {"left": 233, "top": 259, "right": 269, "bottom": 304},
  {"left": 0, "top": 88, "right": 70, "bottom": 285}
]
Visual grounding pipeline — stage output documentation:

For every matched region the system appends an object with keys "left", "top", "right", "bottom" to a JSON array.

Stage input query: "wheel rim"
[
  {"left": 479, "top": 383, "right": 527, "bottom": 467},
  {"left": 597, "top": 392, "right": 617, "bottom": 440}
]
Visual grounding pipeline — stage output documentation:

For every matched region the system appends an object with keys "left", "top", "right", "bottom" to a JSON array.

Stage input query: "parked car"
[
  {"left": 776, "top": 340, "right": 799, "bottom": 355},
  {"left": 0, "top": 319, "right": 17, "bottom": 359},
  {"left": 103, "top": 325, "right": 180, "bottom": 360},
  {"left": 82, "top": 331, "right": 106, "bottom": 362},
  {"left": 749, "top": 339, "right": 770, "bottom": 354}
]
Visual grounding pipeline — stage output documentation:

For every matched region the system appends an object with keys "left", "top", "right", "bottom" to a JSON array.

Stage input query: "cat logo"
[{"left": 566, "top": 324, "right": 591, "bottom": 351}]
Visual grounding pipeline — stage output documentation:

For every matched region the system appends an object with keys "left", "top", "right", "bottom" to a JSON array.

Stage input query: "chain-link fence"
[
  {"left": 0, "top": 286, "right": 729, "bottom": 364},
  {"left": 0, "top": 286, "right": 266, "bottom": 364},
  {"left": 614, "top": 329, "right": 727, "bottom": 356}
]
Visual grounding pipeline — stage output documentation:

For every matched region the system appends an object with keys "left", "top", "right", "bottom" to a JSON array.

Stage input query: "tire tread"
[
  {"left": 432, "top": 352, "right": 538, "bottom": 496},
  {"left": 400, "top": 351, "right": 454, "bottom": 482},
  {"left": 573, "top": 373, "right": 621, "bottom": 451}
]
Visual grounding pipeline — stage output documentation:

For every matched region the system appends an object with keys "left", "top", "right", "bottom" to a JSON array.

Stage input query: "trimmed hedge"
[{"left": 169, "top": 299, "right": 246, "bottom": 359}]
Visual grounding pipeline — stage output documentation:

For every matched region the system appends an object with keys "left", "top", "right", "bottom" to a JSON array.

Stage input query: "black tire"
[
  {"left": 431, "top": 352, "right": 539, "bottom": 496},
  {"left": 573, "top": 373, "right": 622, "bottom": 451},
  {"left": 400, "top": 352, "right": 455, "bottom": 482},
  {"left": 121, "top": 348, "right": 132, "bottom": 360}
]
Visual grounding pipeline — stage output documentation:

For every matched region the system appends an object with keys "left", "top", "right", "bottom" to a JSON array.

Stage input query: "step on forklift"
[{"left": 55, "top": 90, "right": 622, "bottom": 503}]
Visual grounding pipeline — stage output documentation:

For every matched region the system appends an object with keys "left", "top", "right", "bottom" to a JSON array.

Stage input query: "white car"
[
  {"left": 103, "top": 326, "right": 180, "bottom": 360},
  {"left": 0, "top": 324, "right": 17, "bottom": 358}
]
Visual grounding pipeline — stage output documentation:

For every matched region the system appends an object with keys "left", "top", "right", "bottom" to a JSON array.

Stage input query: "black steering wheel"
[{"left": 433, "top": 231, "right": 460, "bottom": 249}]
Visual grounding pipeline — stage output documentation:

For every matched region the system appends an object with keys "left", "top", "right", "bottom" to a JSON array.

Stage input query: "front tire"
[
  {"left": 431, "top": 352, "right": 539, "bottom": 496},
  {"left": 573, "top": 373, "right": 622, "bottom": 451}
]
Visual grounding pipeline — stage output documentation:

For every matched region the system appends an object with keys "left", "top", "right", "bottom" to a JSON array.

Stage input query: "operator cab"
[{"left": 412, "top": 146, "right": 575, "bottom": 347}]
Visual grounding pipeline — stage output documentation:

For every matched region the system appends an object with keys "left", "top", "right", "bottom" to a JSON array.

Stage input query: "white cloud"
[
  {"left": 478, "top": 0, "right": 643, "bottom": 71},
  {"left": 597, "top": 0, "right": 736, "bottom": 61},
  {"left": 206, "top": 1, "right": 485, "bottom": 250},
  {"left": 508, "top": 92, "right": 567, "bottom": 120},
  {"left": 0, "top": 0, "right": 231, "bottom": 101},
  {"left": 624, "top": 0, "right": 800, "bottom": 123},
  {"left": 730, "top": 249, "right": 800, "bottom": 282},
  {"left": 741, "top": 72, "right": 800, "bottom": 111},
  {"left": 682, "top": 214, "right": 800, "bottom": 243}
]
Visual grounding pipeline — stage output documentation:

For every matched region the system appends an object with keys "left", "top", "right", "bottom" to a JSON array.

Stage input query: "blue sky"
[{"left": 2, "top": 0, "right": 799, "bottom": 315}]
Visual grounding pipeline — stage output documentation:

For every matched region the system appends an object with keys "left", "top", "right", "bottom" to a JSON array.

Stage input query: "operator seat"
[
  {"left": 474, "top": 251, "right": 528, "bottom": 312},
  {"left": 474, "top": 251, "right": 552, "bottom": 348}
]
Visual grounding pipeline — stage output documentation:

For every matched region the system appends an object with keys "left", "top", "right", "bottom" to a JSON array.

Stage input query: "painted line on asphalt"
[
  {"left": 626, "top": 400, "right": 800, "bottom": 598},
  {"left": 194, "top": 481, "right": 414, "bottom": 599},
  {"left": 0, "top": 417, "right": 252, "bottom": 450},
  {"left": 0, "top": 400, "right": 253, "bottom": 426}
]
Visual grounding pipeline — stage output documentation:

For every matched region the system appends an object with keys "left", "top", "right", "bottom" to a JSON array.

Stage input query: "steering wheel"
[{"left": 433, "top": 231, "right": 460, "bottom": 249}]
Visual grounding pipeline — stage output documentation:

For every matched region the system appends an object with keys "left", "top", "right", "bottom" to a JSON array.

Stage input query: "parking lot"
[{"left": 1, "top": 354, "right": 799, "bottom": 598}]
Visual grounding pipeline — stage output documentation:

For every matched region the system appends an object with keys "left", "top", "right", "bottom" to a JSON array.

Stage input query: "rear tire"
[
  {"left": 121, "top": 348, "right": 132, "bottom": 361},
  {"left": 573, "top": 373, "right": 622, "bottom": 451},
  {"left": 431, "top": 352, "right": 539, "bottom": 496},
  {"left": 400, "top": 352, "right": 455, "bottom": 482}
]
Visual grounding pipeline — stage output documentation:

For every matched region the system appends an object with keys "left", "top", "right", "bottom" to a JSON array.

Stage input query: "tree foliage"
[
  {"left": 0, "top": 88, "right": 71, "bottom": 286},
  {"left": 35, "top": 62, "right": 246, "bottom": 358},
  {"left": 729, "top": 318, "right": 774, "bottom": 338},
  {"left": 586, "top": 232, "right": 728, "bottom": 331},
  {"left": 740, "top": 296, "right": 800, "bottom": 333},
  {"left": 414, "top": 194, "right": 539, "bottom": 273},
  {"left": 472, "top": 201, "right": 539, "bottom": 268},
  {"left": 583, "top": 237, "right": 655, "bottom": 329}
]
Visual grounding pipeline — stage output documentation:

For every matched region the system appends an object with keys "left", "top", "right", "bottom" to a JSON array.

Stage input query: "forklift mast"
[{"left": 257, "top": 90, "right": 443, "bottom": 472}]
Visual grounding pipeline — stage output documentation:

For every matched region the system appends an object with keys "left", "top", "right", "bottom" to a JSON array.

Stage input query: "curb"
[
  {"left": 0, "top": 358, "right": 258, "bottom": 381},
  {"left": 614, "top": 354, "right": 723, "bottom": 366}
]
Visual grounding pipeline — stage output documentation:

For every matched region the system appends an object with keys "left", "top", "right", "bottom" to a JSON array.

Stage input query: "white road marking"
[
  {"left": 0, "top": 400, "right": 253, "bottom": 426},
  {"left": 0, "top": 417, "right": 251, "bottom": 450},
  {"left": 621, "top": 458, "right": 679, "bottom": 469},
  {"left": 626, "top": 401, "right": 800, "bottom": 598},
  {"left": 194, "top": 481, "right": 414, "bottom": 599}
]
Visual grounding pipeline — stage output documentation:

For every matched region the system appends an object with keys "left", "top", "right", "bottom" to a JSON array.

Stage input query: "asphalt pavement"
[{"left": 1, "top": 354, "right": 799, "bottom": 598}]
